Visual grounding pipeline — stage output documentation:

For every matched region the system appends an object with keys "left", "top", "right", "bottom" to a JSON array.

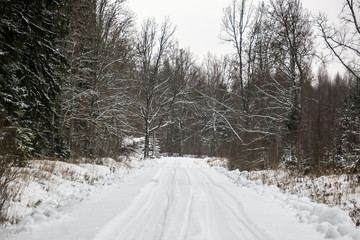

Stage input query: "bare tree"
[
  {"left": 268, "top": 0, "right": 313, "bottom": 125},
  {"left": 134, "top": 18, "right": 184, "bottom": 159},
  {"left": 316, "top": 0, "right": 360, "bottom": 83},
  {"left": 221, "top": 0, "right": 254, "bottom": 110}
]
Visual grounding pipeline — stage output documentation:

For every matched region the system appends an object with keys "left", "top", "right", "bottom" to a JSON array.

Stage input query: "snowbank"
[
  {"left": 238, "top": 169, "right": 360, "bottom": 227},
  {"left": 1, "top": 155, "right": 150, "bottom": 234},
  {"left": 214, "top": 166, "right": 360, "bottom": 240}
]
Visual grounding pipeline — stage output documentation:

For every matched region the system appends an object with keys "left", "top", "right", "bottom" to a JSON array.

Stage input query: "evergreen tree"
[
  {"left": 339, "top": 86, "right": 360, "bottom": 172},
  {"left": 0, "top": 0, "right": 69, "bottom": 163}
]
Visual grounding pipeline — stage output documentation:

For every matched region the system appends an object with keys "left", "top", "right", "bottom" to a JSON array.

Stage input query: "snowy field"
[{"left": 0, "top": 157, "right": 359, "bottom": 240}]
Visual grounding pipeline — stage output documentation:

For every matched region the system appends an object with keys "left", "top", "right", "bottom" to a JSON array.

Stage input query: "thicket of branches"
[{"left": 0, "top": 0, "right": 359, "bottom": 177}]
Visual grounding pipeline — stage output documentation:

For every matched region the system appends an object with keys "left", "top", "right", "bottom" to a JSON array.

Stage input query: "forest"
[{"left": 0, "top": 0, "right": 359, "bottom": 176}]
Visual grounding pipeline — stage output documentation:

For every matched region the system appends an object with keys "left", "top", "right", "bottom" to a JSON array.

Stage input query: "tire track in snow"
[
  {"left": 91, "top": 167, "right": 170, "bottom": 240},
  {"left": 160, "top": 167, "right": 194, "bottom": 240},
  {"left": 197, "top": 168, "right": 273, "bottom": 240},
  {"left": 93, "top": 160, "right": 196, "bottom": 240},
  {"left": 178, "top": 168, "right": 194, "bottom": 240},
  {"left": 158, "top": 168, "right": 177, "bottom": 240},
  {"left": 185, "top": 168, "right": 220, "bottom": 240},
  {"left": 124, "top": 167, "right": 176, "bottom": 240}
]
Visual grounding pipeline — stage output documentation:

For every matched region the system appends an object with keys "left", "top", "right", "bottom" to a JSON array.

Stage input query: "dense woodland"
[{"left": 0, "top": 0, "right": 359, "bottom": 175}]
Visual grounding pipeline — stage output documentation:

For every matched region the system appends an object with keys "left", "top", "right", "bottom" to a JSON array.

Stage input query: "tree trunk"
[{"left": 144, "top": 119, "right": 150, "bottom": 159}]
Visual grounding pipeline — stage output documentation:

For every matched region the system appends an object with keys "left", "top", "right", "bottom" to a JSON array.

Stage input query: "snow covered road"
[{"left": 2, "top": 157, "right": 336, "bottom": 240}]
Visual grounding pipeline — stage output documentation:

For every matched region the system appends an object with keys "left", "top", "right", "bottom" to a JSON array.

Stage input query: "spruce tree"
[
  {"left": 339, "top": 86, "right": 360, "bottom": 172},
  {"left": 0, "top": 0, "right": 69, "bottom": 163}
]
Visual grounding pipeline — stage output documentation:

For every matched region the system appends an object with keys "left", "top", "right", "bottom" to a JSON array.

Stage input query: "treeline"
[{"left": 0, "top": 0, "right": 359, "bottom": 174}]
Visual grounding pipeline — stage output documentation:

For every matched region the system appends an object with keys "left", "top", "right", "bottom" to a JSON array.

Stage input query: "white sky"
[{"left": 126, "top": 0, "right": 344, "bottom": 76}]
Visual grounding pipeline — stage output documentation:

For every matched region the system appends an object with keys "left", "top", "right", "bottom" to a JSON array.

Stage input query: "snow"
[
  {"left": 0, "top": 157, "right": 359, "bottom": 240},
  {"left": 122, "top": 136, "right": 145, "bottom": 146}
]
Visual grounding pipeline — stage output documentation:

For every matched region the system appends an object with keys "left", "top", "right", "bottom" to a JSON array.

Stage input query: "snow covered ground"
[{"left": 0, "top": 157, "right": 359, "bottom": 240}]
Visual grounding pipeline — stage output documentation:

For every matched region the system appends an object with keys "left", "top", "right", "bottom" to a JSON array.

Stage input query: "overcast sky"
[{"left": 126, "top": 0, "right": 344, "bottom": 75}]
